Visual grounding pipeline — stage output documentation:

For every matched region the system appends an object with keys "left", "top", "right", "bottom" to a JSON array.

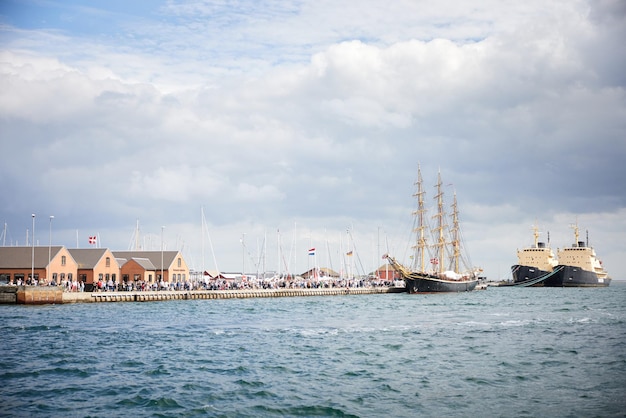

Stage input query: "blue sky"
[{"left": 1, "top": 0, "right": 625, "bottom": 279}]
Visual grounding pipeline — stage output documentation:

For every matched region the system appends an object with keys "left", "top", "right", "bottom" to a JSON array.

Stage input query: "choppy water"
[{"left": 1, "top": 283, "right": 625, "bottom": 417}]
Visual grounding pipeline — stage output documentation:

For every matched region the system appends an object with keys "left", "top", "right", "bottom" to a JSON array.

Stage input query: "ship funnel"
[
  {"left": 538, "top": 242, "right": 545, "bottom": 248},
  {"left": 578, "top": 241, "right": 586, "bottom": 248}
]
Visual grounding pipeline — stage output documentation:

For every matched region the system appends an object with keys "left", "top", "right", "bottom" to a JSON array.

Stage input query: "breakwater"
[{"left": 1, "top": 285, "right": 405, "bottom": 304}]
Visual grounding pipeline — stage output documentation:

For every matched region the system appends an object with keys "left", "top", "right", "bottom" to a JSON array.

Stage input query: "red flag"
[{"left": 89, "top": 236, "right": 97, "bottom": 245}]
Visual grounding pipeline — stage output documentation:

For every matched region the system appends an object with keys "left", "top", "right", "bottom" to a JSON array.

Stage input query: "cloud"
[{"left": 0, "top": 0, "right": 624, "bottom": 279}]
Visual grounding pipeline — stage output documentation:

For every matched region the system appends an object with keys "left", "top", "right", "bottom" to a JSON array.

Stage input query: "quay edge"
[{"left": 1, "top": 285, "right": 406, "bottom": 305}]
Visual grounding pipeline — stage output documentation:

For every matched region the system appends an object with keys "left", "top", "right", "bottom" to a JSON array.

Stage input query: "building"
[
  {"left": 0, "top": 246, "right": 78, "bottom": 285},
  {"left": 301, "top": 267, "right": 340, "bottom": 280},
  {"left": 113, "top": 251, "right": 190, "bottom": 286},
  {"left": 0, "top": 247, "right": 191, "bottom": 290},
  {"left": 68, "top": 248, "right": 121, "bottom": 290},
  {"left": 372, "top": 263, "right": 401, "bottom": 280}
]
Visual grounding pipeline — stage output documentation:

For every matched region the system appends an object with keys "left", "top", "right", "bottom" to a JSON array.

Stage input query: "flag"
[
  {"left": 88, "top": 236, "right": 97, "bottom": 245},
  {"left": 308, "top": 247, "right": 315, "bottom": 256},
  {"left": 346, "top": 251, "right": 353, "bottom": 256},
  {"left": 430, "top": 257, "right": 439, "bottom": 265}
]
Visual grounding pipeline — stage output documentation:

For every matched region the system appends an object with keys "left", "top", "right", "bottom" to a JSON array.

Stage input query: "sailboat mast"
[
  {"left": 412, "top": 165, "right": 427, "bottom": 273},
  {"left": 201, "top": 207, "right": 205, "bottom": 274},
  {"left": 433, "top": 171, "right": 446, "bottom": 274},
  {"left": 135, "top": 219, "right": 140, "bottom": 251},
  {"left": 451, "top": 191, "right": 460, "bottom": 273}
]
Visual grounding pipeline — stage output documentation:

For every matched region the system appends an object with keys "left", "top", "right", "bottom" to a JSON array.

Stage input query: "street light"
[
  {"left": 31, "top": 214, "right": 35, "bottom": 285},
  {"left": 241, "top": 233, "right": 246, "bottom": 280},
  {"left": 161, "top": 226, "right": 165, "bottom": 286},
  {"left": 49, "top": 215, "right": 54, "bottom": 285}
]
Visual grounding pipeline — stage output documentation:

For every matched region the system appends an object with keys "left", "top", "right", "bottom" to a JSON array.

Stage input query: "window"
[
  {"left": 68, "top": 273, "right": 73, "bottom": 280},
  {"left": 106, "top": 257, "right": 111, "bottom": 267},
  {"left": 61, "top": 256, "right": 66, "bottom": 266},
  {"left": 178, "top": 258, "right": 182, "bottom": 267},
  {"left": 98, "top": 273, "right": 103, "bottom": 281}
]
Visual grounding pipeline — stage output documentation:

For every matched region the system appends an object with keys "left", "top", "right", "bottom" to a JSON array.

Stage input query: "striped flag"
[{"left": 308, "top": 248, "right": 315, "bottom": 256}]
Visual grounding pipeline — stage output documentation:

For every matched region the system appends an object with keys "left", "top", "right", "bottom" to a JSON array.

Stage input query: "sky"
[{"left": 1, "top": 0, "right": 625, "bottom": 280}]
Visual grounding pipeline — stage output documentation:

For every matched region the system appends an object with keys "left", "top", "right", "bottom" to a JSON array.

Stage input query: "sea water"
[{"left": 1, "top": 283, "right": 625, "bottom": 417}]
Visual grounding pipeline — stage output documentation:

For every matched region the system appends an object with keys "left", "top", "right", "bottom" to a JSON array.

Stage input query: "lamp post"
[
  {"left": 48, "top": 215, "right": 54, "bottom": 285},
  {"left": 31, "top": 214, "right": 35, "bottom": 285},
  {"left": 241, "top": 233, "right": 246, "bottom": 280},
  {"left": 161, "top": 226, "right": 165, "bottom": 286}
]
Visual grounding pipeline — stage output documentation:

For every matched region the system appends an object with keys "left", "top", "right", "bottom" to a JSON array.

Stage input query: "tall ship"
[
  {"left": 507, "top": 225, "right": 561, "bottom": 287},
  {"left": 384, "top": 168, "right": 481, "bottom": 293},
  {"left": 551, "top": 223, "right": 611, "bottom": 287}
]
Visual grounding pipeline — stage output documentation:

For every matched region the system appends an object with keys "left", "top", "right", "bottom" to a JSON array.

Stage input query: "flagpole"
[
  {"left": 48, "top": 215, "right": 54, "bottom": 284},
  {"left": 31, "top": 213, "right": 35, "bottom": 284}
]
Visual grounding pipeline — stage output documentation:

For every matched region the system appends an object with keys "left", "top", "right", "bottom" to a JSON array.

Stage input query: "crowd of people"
[
  {"left": 91, "top": 276, "right": 403, "bottom": 292},
  {"left": 4, "top": 276, "right": 404, "bottom": 292}
]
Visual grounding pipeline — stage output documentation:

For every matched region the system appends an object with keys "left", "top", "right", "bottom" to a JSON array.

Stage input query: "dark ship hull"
[
  {"left": 507, "top": 265, "right": 562, "bottom": 287},
  {"left": 404, "top": 273, "right": 477, "bottom": 293},
  {"left": 551, "top": 265, "right": 611, "bottom": 287}
]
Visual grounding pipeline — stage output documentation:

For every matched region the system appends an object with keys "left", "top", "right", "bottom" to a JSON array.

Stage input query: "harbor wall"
[
  {"left": 1, "top": 286, "right": 405, "bottom": 304},
  {"left": 0, "top": 285, "right": 64, "bottom": 305}
]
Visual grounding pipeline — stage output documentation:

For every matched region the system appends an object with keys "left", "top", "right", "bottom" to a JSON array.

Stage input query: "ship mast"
[
  {"left": 450, "top": 191, "right": 460, "bottom": 273},
  {"left": 571, "top": 221, "right": 580, "bottom": 247},
  {"left": 433, "top": 171, "right": 446, "bottom": 275},
  {"left": 532, "top": 224, "right": 539, "bottom": 248},
  {"left": 411, "top": 165, "right": 427, "bottom": 273}
]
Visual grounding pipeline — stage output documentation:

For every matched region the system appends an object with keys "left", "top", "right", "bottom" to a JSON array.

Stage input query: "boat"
[
  {"left": 550, "top": 223, "right": 611, "bottom": 287},
  {"left": 384, "top": 168, "right": 481, "bottom": 293},
  {"left": 504, "top": 225, "right": 561, "bottom": 287}
]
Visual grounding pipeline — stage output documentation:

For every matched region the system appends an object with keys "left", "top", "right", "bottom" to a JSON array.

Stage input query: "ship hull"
[
  {"left": 509, "top": 265, "right": 561, "bottom": 287},
  {"left": 552, "top": 265, "right": 611, "bottom": 287},
  {"left": 404, "top": 274, "right": 477, "bottom": 293}
]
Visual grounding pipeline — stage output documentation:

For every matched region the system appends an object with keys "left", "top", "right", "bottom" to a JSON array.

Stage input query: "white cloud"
[{"left": 1, "top": 0, "right": 624, "bottom": 279}]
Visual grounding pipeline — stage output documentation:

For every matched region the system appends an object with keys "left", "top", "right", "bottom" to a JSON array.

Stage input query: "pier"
[{"left": 1, "top": 285, "right": 405, "bottom": 304}]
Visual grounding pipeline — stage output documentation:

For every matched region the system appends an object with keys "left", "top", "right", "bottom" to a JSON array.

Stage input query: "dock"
[{"left": 1, "top": 285, "right": 406, "bottom": 304}]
